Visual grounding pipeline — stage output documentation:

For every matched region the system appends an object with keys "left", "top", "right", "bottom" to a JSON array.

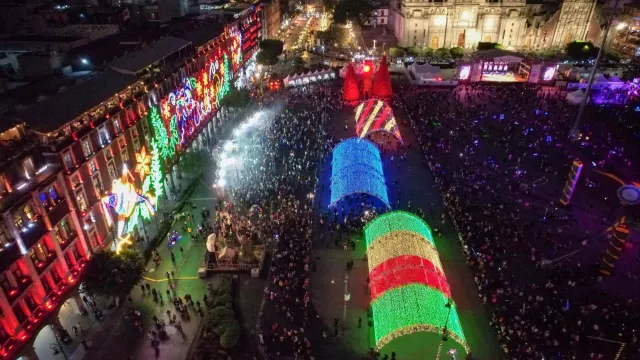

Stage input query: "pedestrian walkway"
[{"left": 32, "top": 109, "right": 253, "bottom": 360}]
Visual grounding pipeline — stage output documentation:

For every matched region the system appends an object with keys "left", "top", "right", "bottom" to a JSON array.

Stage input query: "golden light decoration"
[{"left": 135, "top": 147, "right": 151, "bottom": 177}]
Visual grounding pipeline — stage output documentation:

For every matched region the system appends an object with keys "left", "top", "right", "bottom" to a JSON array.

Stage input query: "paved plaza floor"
[{"left": 309, "top": 100, "right": 501, "bottom": 360}]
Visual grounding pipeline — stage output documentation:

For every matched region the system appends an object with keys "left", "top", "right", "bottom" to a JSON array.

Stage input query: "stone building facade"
[{"left": 390, "top": 0, "right": 602, "bottom": 51}]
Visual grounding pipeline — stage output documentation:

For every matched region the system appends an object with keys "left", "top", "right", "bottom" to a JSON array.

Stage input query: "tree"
[
  {"left": 372, "top": 55, "right": 392, "bottom": 98},
  {"left": 477, "top": 42, "right": 501, "bottom": 51},
  {"left": 405, "top": 47, "right": 420, "bottom": 57},
  {"left": 220, "top": 84, "right": 251, "bottom": 109},
  {"left": 256, "top": 50, "right": 278, "bottom": 66},
  {"left": 434, "top": 48, "right": 451, "bottom": 59},
  {"left": 333, "top": 0, "right": 372, "bottom": 26},
  {"left": 622, "top": 56, "right": 640, "bottom": 80},
  {"left": 342, "top": 63, "right": 360, "bottom": 102},
  {"left": 450, "top": 46, "right": 464, "bottom": 59},
  {"left": 388, "top": 47, "right": 405, "bottom": 59},
  {"left": 322, "top": 0, "right": 337, "bottom": 12},
  {"left": 179, "top": 148, "right": 209, "bottom": 177},
  {"left": 259, "top": 39, "right": 284, "bottom": 58},
  {"left": 420, "top": 47, "right": 434, "bottom": 58},
  {"left": 565, "top": 41, "right": 599, "bottom": 60},
  {"left": 83, "top": 250, "right": 145, "bottom": 298},
  {"left": 220, "top": 322, "right": 241, "bottom": 349}
]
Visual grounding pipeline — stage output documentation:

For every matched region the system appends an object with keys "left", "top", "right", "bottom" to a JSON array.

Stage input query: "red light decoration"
[
  {"left": 363, "top": 64, "right": 371, "bottom": 73},
  {"left": 342, "top": 63, "right": 360, "bottom": 102},
  {"left": 371, "top": 55, "right": 393, "bottom": 98}
]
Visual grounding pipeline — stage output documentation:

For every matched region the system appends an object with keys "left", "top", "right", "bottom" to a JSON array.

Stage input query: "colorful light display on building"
[
  {"left": 354, "top": 99, "right": 402, "bottom": 144},
  {"left": 330, "top": 138, "right": 389, "bottom": 208},
  {"left": 365, "top": 211, "right": 468, "bottom": 356},
  {"left": 152, "top": 31, "right": 241, "bottom": 164},
  {"left": 102, "top": 148, "right": 158, "bottom": 253}
]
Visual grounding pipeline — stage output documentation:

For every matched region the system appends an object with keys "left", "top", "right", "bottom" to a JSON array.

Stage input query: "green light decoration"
[
  {"left": 364, "top": 211, "right": 469, "bottom": 356},
  {"left": 148, "top": 106, "right": 174, "bottom": 160},
  {"left": 149, "top": 140, "right": 164, "bottom": 198},
  {"left": 219, "top": 54, "right": 231, "bottom": 100},
  {"left": 371, "top": 284, "right": 468, "bottom": 351},
  {"left": 168, "top": 115, "right": 180, "bottom": 154},
  {"left": 364, "top": 211, "right": 435, "bottom": 248}
]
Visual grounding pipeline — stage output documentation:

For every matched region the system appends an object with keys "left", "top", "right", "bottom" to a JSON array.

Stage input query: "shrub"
[
  {"left": 212, "top": 293, "right": 232, "bottom": 308},
  {"left": 209, "top": 306, "right": 234, "bottom": 324},
  {"left": 220, "top": 322, "right": 241, "bottom": 349}
]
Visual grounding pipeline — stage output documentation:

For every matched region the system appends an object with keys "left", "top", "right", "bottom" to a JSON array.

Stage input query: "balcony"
[
  {"left": 20, "top": 218, "right": 47, "bottom": 251},
  {"left": 47, "top": 200, "right": 70, "bottom": 227},
  {"left": 6, "top": 276, "right": 33, "bottom": 304},
  {"left": 35, "top": 252, "right": 57, "bottom": 275},
  {"left": 58, "top": 232, "right": 77, "bottom": 251}
]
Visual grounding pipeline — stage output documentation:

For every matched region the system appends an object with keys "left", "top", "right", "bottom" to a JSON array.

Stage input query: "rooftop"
[
  {"left": 107, "top": 36, "right": 192, "bottom": 74},
  {"left": 15, "top": 70, "right": 137, "bottom": 133},
  {"left": 174, "top": 21, "right": 225, "bottom": 48}
]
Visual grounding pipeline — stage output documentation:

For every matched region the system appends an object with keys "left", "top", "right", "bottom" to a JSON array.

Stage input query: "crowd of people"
[
  {"left": 211, "top": 83, "right": 342, "bottom": 359},
  {"left": 399, "top": 83, "right": 640, "bottom": 359}
]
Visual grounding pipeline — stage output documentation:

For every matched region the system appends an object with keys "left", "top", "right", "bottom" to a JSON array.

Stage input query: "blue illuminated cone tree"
[
  {"left": 372, "top": 55, "right": 393, "bottom": 99},
  {"left": 342, "top": 63, "right": 360, "bottom": 102}
]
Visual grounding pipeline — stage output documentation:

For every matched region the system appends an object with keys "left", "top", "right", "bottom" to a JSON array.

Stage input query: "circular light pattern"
[
  {"left": 330, "top": 138, "right": 389, "bottom": 208},
  {"left": 364, "top": 211, "right": 468, "bottom": 355},
  {"left": 617, "top": 185, "right": 640, "bottom": 205}
]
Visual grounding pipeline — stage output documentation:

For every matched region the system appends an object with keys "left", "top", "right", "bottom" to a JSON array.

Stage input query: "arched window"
[
  {"left": 430, "top": 36, "right": 439, "bottom": 49},
  {"left": 484, "top": 36, "right": 492, "bottom": 42}
]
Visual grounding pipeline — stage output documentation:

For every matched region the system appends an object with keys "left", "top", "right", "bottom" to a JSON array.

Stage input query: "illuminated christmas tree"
[
  {"left": 342, "top": 63, "right": 360, "bottom": 102},
  {"left": 149, "top": 140, "right": 164, "bottom": 198},
  {"left": 148, "top": 106, "right": 173, "bottom": 160},
  {"left": 372, "top": 55, "right": 393, "bottom": 99}
]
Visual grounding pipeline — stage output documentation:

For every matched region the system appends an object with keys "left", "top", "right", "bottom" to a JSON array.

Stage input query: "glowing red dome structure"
[{"left": 354, "top": 99, "right": 402, "bottom": 144}]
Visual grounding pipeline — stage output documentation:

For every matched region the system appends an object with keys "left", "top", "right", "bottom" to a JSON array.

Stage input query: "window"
[
  {"left": 92, "top": 174, "right": 104, "bottom": 195},
  {"left": 23, "top": 203, "right": 35, "bottom": 220},
  {"left": 107, "top": 162, "right": 117, "bottom": 181},
  {"left": 121, "top": 148, "right": 129, "bottom": 163},
  {"left": 72, "top": 246, "right": 81, "bottom": 262},
  {"left": 113, "top": 118, "right": 122, "bottom": 134},
  {"left": 118, "top": 137, "right": 126, "bottom": 150},
  {"left": 13, "top": 304, "right": 26, "bottom": 323},
  {"left": 53, "top": 226, "right": 64, "bottom": 244},
  {"left": 12, "top": 266, "right": 24, "bottom": 281},
  {"left": 14, "top": 214, "right": 24, "bottom": 230},
  {"left": 71, "top": 174, "right": 81, "bottom": 189},
  {"left": 89, "top": 160, "right": 98, "bottom": 175},
  {"left": 37, "top": 243, "right": 49, "bottom": 257},
  {"left": 39, "top": 192, "right": 49, "bottom": 207},
  {"left": 61, "top": 218, "right": 73, "bottom": 237},
  {"left": 49, "top": 186, "right": 59, "bottom": 202},
  {"left": 29, "top": 249, "right": 41, "bottom": 266},
  {"left": 104, "top": 146, "right": 114, "bottom": 161},
  {"left": 89, "top": 231, "right": 99, "bottom": 249},
  {"left": 22, "top": 157, "right": 35, "bottom": 179},
  {"left": 0, "top": 273, "right": 10, "bottom": 292},
  {"left": 98, "top": 125, "right": 110, "bottom": 146},
  {"left": 75, "top": 190, "right": 88, "bottom": 213},
  {"left": 41, "top": 275, "right": 52, "bottom": 294},
  {"left": 0, "top": 228, "right": 8, "bottom": 246},
  {"left": 82, "top": 139, "right": 93, "bottom": 158},
  {"left": 133, "top": 136, "right": 140, "bottom": 152},
  {"left": 25, "top": 293, "right": 37, "bottom": 311},
  {"left": 50, "top": 267, "right": 62, "bottom": 283}
]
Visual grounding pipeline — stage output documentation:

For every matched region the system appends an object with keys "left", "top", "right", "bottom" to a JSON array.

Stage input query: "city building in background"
[
  {"left": 0, "top": 5, "right": 262, "bottom": 359},
  {"left": 389, "top": 0, "right": 606, "bottom": 50},
  {"left": 262, "top": 0, "right": 282, "bottom": 39}
]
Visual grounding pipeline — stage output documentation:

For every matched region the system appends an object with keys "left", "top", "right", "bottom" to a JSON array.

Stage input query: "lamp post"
[
  {"left": 569, "top": 0, "right": 621, "bottom": 139},
  {"left": 50, "top": 325, "right": 69, "bottom": 360}
]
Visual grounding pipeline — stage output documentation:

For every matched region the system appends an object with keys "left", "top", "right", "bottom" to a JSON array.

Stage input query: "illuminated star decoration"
[
  {"left": 135, "top": 147, "right": 151, "bottom": 178},
  {"left": 102, "top": 165, "right": 156, "bottom": 253}
]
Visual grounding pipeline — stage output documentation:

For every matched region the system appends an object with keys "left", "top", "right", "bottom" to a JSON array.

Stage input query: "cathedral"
[{"left": 390, "top": 0, "right": 606, "bottom": 51}]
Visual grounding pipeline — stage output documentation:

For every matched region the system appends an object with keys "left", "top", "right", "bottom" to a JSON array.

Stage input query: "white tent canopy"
[
  {"left": 408, "top": 63, "right": 442, "bottom": 80},
  {"left": 567, "top": 89, "right": 586, "bottom": 105},
  {"left": 608, "top": 75, "right": 623, "bottom": 83},
  {"left": 284, "top": 68, "right": 335, "bottom": 87}
]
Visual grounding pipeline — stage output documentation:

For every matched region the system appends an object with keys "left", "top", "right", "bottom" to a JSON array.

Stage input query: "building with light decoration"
[{"left": 0, "top": 5, "right": 262, "bottom": 359}]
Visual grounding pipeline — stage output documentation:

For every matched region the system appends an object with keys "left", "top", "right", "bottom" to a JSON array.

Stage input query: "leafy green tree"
[
  {"left": 259, "top": 39, "right": 284, "bottom": 57},
  {"left": 435, "top": 48, "right": 451, "bottom": 59},
  {"left": 333, "top": 0, "right": 371, "bottom": 26},
  {"left": 421, "top": 47, "right": 434, "bottom": 58},
  {"left": 622, "top": 56, "right": 640, "bottom": 80},
  {"left": 219, "top": 84, "right": 251, "bottom": 109},
  {"left": 405, "top": 47, "right": 420, "bottom": 57},
  {"left": 565, "top": 41, "right": 599, "bottom": 60},
  {"left": 256, "top": 50, "right": 278, "bottom": 66},
  {"left": 477, "top": 42, "right": 501, "bottom": 51},
  {"left": 450, "top": 46, "right": 464, "bottom": 59},
  {"left": 220, "top": 322, "right": 241, "bottom": 349},
  {"left": 388, "top": 46, "right": 405, "bottom": 58},
  {"left": 83, "top": 250, "right": 145, "bottom": 298},
  {"left": 179, "top": 148, "right": 209, "bottom": 177}
]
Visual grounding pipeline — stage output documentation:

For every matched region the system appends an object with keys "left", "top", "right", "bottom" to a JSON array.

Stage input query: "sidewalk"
[{"left": 35, "top": 109, "right": 252, "bottom": 360}]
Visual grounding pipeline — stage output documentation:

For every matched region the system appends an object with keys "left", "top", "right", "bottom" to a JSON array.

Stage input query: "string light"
[
  {"left": 365, "top": 211, "right": 468, "bottom": 355},
  {"left": 354, "top": 99, "right": 402, "bottom": 143},
  {"left": 330, "top": 138, "right": 389, "bottom": 208}
]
